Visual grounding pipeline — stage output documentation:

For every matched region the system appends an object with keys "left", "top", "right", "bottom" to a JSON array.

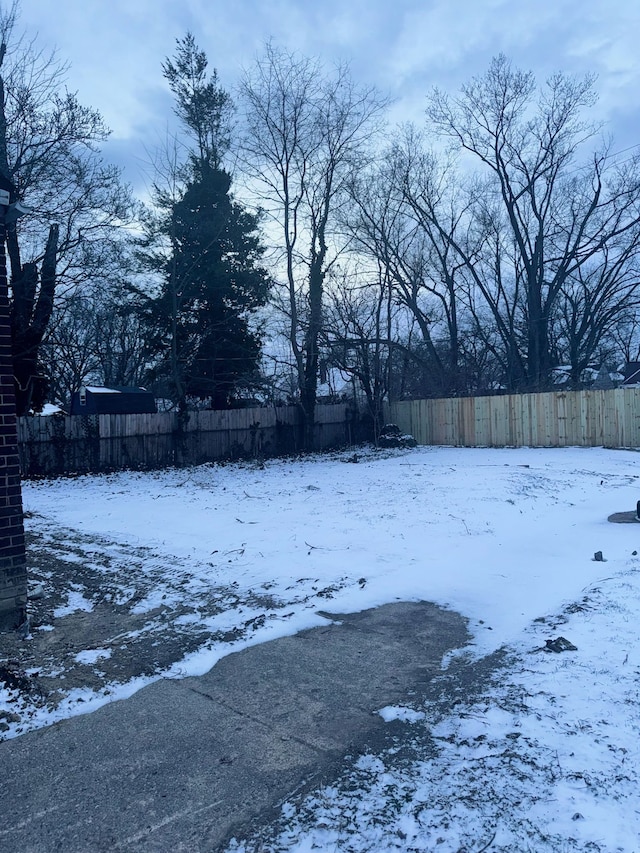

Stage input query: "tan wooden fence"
[
  {"left": 386, "top": 388, "right": 640, "bottom": 448},
  {"left": 18, "top": 404, "right": 360, "bottom": 477}
]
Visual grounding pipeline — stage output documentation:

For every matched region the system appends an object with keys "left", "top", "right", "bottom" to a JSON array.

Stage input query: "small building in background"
[
  {"left": 591, "top": 364, "right": 616, "bottom": 390},
  {"left": 70, "top": 386, "right": 157, "bottom": 416},
  {"left": 621, "top": 363, "right": 640, "bottom": 387}
]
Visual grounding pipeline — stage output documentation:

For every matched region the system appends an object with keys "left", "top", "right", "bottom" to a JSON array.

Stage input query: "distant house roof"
[
  {"left": 39, "top": 403, "right": 64, "bottom": 416},
  {"left": 590, "top": 364, "right": 615, "bottom": 390},
  {"left": 552, "top": 364, "right": 618, "bottom": 389},
  {"left": 622, "top": 363, "right": 640, "bottom": 386},
  {"left": 70, "top": 386, "right": 156, "bottom": 415}
]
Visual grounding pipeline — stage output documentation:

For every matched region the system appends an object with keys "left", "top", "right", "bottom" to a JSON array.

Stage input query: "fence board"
[
  {"left": 387, "top": 388, "right": 640, "bottom": 449},
  {"left": 17, "top": 404, "right": 356, "bottom": 477}
]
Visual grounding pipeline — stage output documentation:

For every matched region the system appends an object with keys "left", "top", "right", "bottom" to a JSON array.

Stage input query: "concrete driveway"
[{"left": 0, "top": 600, "right": 471, "bottom": 852}]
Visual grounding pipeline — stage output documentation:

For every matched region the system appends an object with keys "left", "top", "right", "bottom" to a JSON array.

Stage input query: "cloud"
[{"left": 10, "top": 0, "right": 640, "bottom": 190}]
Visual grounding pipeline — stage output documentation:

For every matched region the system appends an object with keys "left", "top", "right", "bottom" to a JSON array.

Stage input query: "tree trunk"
[
  {"left": 301, "top": 263, "right": 323, "bottom": 451},
  {"left": 10, "top": 224, "right": 58, "bottom": 414}
]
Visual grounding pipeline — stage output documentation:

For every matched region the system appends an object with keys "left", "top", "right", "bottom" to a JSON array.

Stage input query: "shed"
[{"left": 70, "top": 386, "right": 157, "bottom": 415}]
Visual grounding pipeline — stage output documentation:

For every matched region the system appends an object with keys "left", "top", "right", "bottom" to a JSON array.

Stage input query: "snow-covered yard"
[{"left": 3, "top": 445, "right": 640, "bottom": 851}]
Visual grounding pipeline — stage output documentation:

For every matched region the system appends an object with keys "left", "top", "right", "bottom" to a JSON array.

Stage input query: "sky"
[{"left": 11, "top": 0, "right": 640, "bottom": 196}]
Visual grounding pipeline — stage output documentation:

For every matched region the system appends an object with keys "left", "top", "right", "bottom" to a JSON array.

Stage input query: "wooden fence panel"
[
  {"left": 386, "top": 388, "right": 640, "bottom": 449},
  {"left": 489, "top": 396, "right": 508, "bottom": 446},
  {"left": 624, "top": 389, "right": 640, "bottom": 446},
  {"left": 17, "top": 404, "right": 356, "bottom": 477}
]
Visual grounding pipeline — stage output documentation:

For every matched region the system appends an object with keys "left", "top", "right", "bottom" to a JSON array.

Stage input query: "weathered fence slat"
[
  {"left": 387, "top": 388, "right": 640, "bottom": 449},
  {"left": 17, "top": 404, "right": 357, "bottom": 477}
]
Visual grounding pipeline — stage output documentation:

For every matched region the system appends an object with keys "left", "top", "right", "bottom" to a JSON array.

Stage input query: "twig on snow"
[
  {"left": 448, "top": 513, "right": 471, "bottom": 535},
  {"left": 476, "top": 829, "right": 497, "bottom": 852}
]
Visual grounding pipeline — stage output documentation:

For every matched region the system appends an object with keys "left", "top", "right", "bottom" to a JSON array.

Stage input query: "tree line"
[{"left": 2, "top": 1, "right": 640, "bottom": 447}]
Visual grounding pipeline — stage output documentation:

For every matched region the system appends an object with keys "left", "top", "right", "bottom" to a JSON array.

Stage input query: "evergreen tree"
[
  {"left": 147, "top": 161, "right": 269, "bottom": 408},
  {"left": 140, "top": 35, "right": 270, "bottom": 410}
]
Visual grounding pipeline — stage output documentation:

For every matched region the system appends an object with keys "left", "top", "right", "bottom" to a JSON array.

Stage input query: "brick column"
[{"left": 0, "top": 217, "right": 27, "bottom": 630}]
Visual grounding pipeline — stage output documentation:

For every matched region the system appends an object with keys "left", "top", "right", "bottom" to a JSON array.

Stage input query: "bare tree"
[
  {"left": 321, "top": 261, "right": 397, "bottom": 437},
  {"left": 41, "top": 296, "right": 100, "bottom": 410},
  {"left": 0, "top": 1, "right": 133, "bottom": 413},
  {"left": 427, "top": 55, "right": 640, "bottom": 391},
  {"left": 240, "top": 44, "right": 387, "bottom": 448},
  {"left": 347, "top": 133, "right": 475, "bottom": 396},
  {"left": 609, "top": 312, "right": 640, "bottom": 368},
  {"left": 555, "top": 236, "right": 640, "bottom": 385},
  {"left": 42, "top": 278, "right": 148, "bottom": 411},
  {"left": 93, "top": 299, "right": 148, "bottom": 391}
]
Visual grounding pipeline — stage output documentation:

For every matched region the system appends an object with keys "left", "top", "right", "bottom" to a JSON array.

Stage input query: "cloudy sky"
[{"left": 13, "top": 0, "right": 640, "bottom": 195}]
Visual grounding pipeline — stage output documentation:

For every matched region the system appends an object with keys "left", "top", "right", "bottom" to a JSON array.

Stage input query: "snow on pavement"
[{"left": 227, "top": 561, "right": 640, "bottom": 852}]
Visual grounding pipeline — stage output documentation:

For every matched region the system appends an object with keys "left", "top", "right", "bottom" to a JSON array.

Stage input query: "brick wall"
[{"left": 0, "top": 230, "right": 27, "bottom": 631}]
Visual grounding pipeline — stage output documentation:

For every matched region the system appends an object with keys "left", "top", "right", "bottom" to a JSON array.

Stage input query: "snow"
[
  {"left": 53, "top": 587, "right": 95, "bottom": 617},
  {"left": 7, "top": 445, "right": 640, "bottom": 850},
  {"left": 234, "top": 565, "right": 640, "bottom": 852},
  {"left": 25, "top": 446, "right": 637, "bottom": 656},
  {"left": 378, "top": 706, "right": 426, "bottom": 724},
  {"left": 38, "top": 403, "right": 63, "bottom": 415},
  {"left": 74, "top": 648, "right": 112, "bottom": 664}
]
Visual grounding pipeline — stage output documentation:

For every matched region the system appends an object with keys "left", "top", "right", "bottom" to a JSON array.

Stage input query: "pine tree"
[
  {"left": 151, "top": 161, "right": 269, "bottom": 408},
  {"left": 141, "top": 35, "right": 270, "bottom": 410}
]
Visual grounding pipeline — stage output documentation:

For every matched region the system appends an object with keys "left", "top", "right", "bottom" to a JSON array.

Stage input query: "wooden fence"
[
  {"left": 386, "top": 388, "right": 640, "bottom": 448},
  {"left": 17, "top": 404, "right": 361, "bottom": 477}
]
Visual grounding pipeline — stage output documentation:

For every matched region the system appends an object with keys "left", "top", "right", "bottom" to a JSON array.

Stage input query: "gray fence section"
[
  {"left": 18, "top": 404, "right": 359, "bottom": 477},
  {"left": 386, "top": 388, "right": 640, "bottom": 448}
]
